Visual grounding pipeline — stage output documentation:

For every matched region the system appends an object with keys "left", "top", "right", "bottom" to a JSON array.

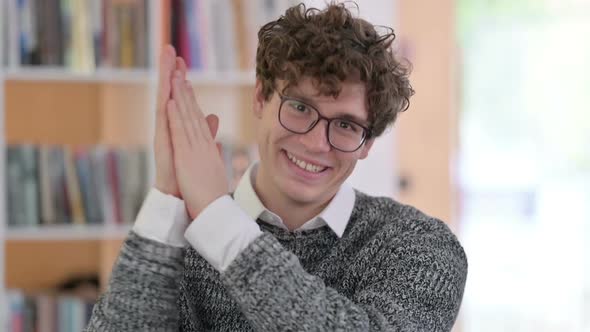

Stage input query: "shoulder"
[
  {"left": 350, "top": 189, "right": 468, "bottom": 276},
  {"left": 349, "top": 190, "right": 468, "bottom": 326},
  {"left": 351, "top": 189, "right": 455, "bottom": 235}
]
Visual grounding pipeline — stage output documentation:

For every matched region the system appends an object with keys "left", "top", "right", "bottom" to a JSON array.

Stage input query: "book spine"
[
  {"left": 64, "top": 146, "right": 86, "bottom": 225},
  {"left": 6, "top": 146, "right": 23, "bottom": 226},
  {"left": 38, "top": 146, "right": 56, "bottom": 225},
  {"left": 106, "top": 149, "right": 123, "bottom": 224},
  {"left": 21, "top": 144, "right": 40, "bottom": 226},
  {"left": 92, "top": 147, "right": 113, "bottom": 225},
  {"left": 60, "top": 0, "right": 73, "bottom": 68},
  {"left": 90, "top": 0, "right": 103, "bottom": 67},
  {"left": 134, "top": 0, "right": 147, "bottom": 68}
]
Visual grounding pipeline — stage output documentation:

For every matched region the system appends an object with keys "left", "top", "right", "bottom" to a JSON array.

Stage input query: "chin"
[
  {"left": 279, "top": 174, "right": 341, "bottom": 208},
  {"left": 281, "top": 184, "right": 322, "bottom": 204}
]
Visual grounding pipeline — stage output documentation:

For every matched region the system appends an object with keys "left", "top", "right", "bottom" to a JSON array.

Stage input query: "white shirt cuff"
[
  {"left": 132, "top": 188, "right": 190, "bottom": 247},
  {"left": 184, "top": 195, "right": 263, "bottom": 272}
]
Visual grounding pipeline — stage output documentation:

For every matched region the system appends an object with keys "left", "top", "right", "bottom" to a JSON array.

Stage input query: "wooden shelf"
[
  {"left": 5, "top": 224, "right": 132, "bottom": 241},
  {"left": 1, "top": 67, "right": 256, "bottom": 86},
  {"left": 187, "top": 70, "right": 256, "bottom": 86},
  {"left": 3, "top": 67, "right": 154, "bottom": 83}
]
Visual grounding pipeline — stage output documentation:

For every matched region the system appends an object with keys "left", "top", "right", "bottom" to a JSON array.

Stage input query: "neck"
[{"left": 254, "top": 164, "right": 331, "bottom": 231}]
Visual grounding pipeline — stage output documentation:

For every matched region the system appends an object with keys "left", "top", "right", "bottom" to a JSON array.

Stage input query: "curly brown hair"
[{"left": 255, "top": 1, "right": 414, "bottom": 138}]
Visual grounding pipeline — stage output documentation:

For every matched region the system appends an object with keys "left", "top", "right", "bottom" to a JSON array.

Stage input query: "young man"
[{"left": 87, "top": 3, "right": 467, "bottom": 331}]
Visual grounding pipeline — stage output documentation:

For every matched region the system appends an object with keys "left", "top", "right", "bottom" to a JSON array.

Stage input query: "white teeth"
[{"left": 286, "top": 152, "right": 326, "bottom": 173}]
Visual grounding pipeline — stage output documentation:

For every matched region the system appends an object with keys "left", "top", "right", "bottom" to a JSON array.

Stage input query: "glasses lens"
[
  {"left": 329, "top": 119, "right": 365, "bottom": 151},
  {"left": 279, "top": 96, "right": 367, "bottom": 152},
  {"left": 279, "top": 99, "right": 318, "bottom": 133}
]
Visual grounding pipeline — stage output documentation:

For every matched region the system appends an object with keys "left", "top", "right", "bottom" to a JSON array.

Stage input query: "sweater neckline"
[{"left": 254, "top": 189, "right": 367, "bottom": 241}]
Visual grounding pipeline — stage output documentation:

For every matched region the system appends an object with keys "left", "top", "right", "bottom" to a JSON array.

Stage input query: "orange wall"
[{"left": 396, "top": 0, "right": 458, "bottom": 227}]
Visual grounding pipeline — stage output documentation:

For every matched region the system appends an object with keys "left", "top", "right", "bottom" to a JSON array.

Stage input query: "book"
[
  {"left": 60, "top": 0, "right": 74, "bottom": 67},
  {"left": 74, "top": 147, "right": 103, "bottom": 224},
  {"left": 89, "top": 0, "right": 103, "bottom": 66},
  {"left": 165, "top": 0, "right": 296, "bottom": 72},
  {"left": 5, "top": 145, "right": 39, "bottom": 227},
  {"left": 169, "top": 0, "right": 245, "bottom": 71},
  {"left": 70, "top": 0, "right": 95, "bottom": 72},
  {"left": 20, "top": 144, "right": 40, "bottom": 227},
  {"left": 8, "top": 289, "right": 96, "bottom": 332},
  {"left": 64, "top": 146, "right": 86, "bottom": 225},
  {"left": 185, "top": 0, "right": 202, "bottom": 70},
  {"left": 3, "top": 0, "right": 20, "bottom": 66},
  {"left": 39, "top": 0, "right": 65, "bottom": 66},
  {"left": 6, "top": 144, "right": 150, "bottom": 227},
  {"left": 106, "top": 149, "right": 123, "bottom": 224},
  {"left": 90, "top": 146, "right": 114, "bottom": 225},
  {"left": 17, "top": 0, "right": 39, "bottom": 65},
  {"left": 6, "top": 145, "right": 25, "bottom": 226},
  {"left": 117, "top": 148, "right": 148, "bottom": 223},
  {"left": 7, "top": 290, "right": 25, "bottom": 332},
  {"left": 5, "top": 0, "right": 148, "bottom": 69},
  {"left": 38, "top": 145, "right": 56, "bottom": 225},
  {"left": 36, "top": 293, "right": 57, "bottom": 332},
  {"left": 116, "top": 2, "right": 134, "bottom": 68},
  {"left": 5, "top": 143, "right": 249, "bottom": 228},
  {"left": 48, "top": 146, "right": 70, "bottom": 224}
]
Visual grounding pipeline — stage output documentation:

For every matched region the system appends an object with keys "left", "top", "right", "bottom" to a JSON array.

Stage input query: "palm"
[{"left": 154, "top": 46, "right": 219, "bottom": 198}]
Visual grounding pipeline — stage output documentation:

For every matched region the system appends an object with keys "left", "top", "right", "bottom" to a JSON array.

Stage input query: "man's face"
[{"left": 253, "top": 77, "right": 374, "bottom": 205}]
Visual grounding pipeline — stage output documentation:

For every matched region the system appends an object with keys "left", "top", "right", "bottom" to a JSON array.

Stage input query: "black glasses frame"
[{"left": 277, "top": 93, "right": 372, "bottom": 152}]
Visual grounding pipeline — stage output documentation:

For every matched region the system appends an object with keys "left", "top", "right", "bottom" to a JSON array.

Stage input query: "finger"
[
  {"left": 167, "top": 99, "right": 190, "bottom": 152},
  {"left": 172, "top": 71, "right": 192, "bottom": 121},
  {"left": 155, "top": 46, "right": 177, "bottom": 151},
  {"left": 171, "top": 73, "right": 198, "bottom": 144},
  {"left": 176, "top": 57, "right": 188, "bottom": 78},
  {"left": 216, "top": 142, "right": 223, "bottom": 157},
  {"left": 183, "top": 80, "right": 212, "bottom": 142},
  {"left": 157, "top": 45, "right": 176, "bottom": 114},
  {"left": 205, "top": 114, "right": 219, "bottom": 139}
]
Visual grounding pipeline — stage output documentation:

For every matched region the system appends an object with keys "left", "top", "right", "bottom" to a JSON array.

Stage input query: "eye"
[
  {"left": 288, "top": 100, "right": 310, "bottom": 113},
  {"left": 336, "top": 120, "right": 358, "bottom": 132}
]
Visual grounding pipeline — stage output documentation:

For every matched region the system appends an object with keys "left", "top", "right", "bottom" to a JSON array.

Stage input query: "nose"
[{"left": 298, "top": 119, "right": 331, "bottom": 152}]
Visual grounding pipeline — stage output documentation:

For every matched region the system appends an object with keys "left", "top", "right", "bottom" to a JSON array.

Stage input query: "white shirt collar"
[{"left": 233, "top": 161, "right": 355, "bottom": 238}]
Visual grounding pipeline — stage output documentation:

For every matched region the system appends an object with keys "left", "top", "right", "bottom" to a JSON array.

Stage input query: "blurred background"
[
  {"left": 0, "top": 0, "right": 589, "bottom": 331},
  {"left": 457, "top": 0, "right": 590, "bottom": 330}
]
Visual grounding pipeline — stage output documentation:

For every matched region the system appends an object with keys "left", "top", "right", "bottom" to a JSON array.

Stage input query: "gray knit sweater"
[{"left": 86, "top": 190, "right": 468, "bottom": 331}]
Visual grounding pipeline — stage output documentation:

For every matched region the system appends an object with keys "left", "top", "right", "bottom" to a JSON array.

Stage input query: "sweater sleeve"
[
  {"left": 220, "top": 226, "right": 468, "bottom": 331},
  {"left": 85, "top": 231, "right": 187, "bottom": 332}
]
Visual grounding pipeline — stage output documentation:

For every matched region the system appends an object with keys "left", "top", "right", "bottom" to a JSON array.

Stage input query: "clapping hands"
[{"left": 154, "top": 45, "right": 229, "bottom": 220}]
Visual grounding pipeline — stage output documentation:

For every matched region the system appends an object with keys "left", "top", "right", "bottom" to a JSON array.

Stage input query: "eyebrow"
[{"left": 283, "top": 89, "right": 369, "bottom": 127}]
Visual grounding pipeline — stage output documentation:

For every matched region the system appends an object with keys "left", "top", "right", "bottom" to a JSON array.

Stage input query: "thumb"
[{"left": 205, "top": 114, "right": 219, "bottom": 139}]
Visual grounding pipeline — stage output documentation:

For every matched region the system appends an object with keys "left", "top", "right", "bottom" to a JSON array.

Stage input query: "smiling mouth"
[{"left": 284, "top": 150, "right": 328, "bottom": 173}]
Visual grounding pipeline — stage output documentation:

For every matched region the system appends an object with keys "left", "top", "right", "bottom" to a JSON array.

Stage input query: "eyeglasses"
[{"left": 277, "top": 93, "right": 372, "bottom": 152}]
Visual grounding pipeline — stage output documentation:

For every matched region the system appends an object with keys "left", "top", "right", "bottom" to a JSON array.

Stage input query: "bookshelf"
[
  {"left": 0, "top": 0, "right": 266, "bottom": 329},
  {"left": 1, "top": 0, "right": 7, "bottom": 326},
  {"left": 3, "top": 68, "right": 153, "bottom": 83},
  {"left": 5, "top": 224, "right": 132, "bottom": 241}
]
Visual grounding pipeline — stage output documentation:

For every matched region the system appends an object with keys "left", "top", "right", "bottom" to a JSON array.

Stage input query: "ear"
[
  {"left": 253, "top": 79, "right": 265, "bottom": 119},
  {"left": 358, "top": 138, "right": 375, "bottom": 160}
]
